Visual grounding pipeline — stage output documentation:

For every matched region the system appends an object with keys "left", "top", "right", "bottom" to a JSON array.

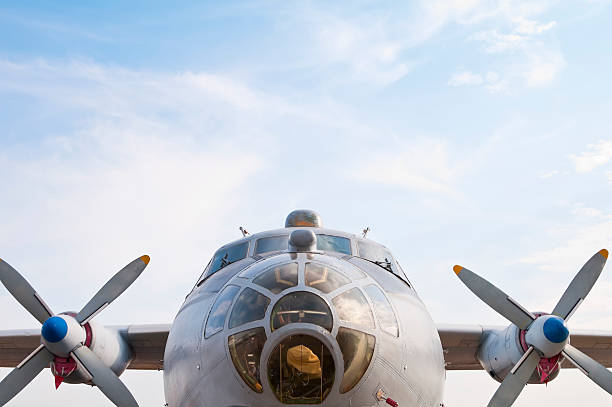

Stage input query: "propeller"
[
  {"left": 0, "top": 255, "right": 149, "bottom": 407},
  {"left": 454, "top": 249, "right": 609, "bottom": 407}
]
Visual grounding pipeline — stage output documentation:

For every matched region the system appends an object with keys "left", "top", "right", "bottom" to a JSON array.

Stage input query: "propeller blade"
[
  {"left": 488, "top": 346, "right": 540, "bottom": 407},
  {"left": 551, "top": 249, "right": 608, "bottom": 321},
  {"left": 0, "top": 345, "right": 53, "bottom": 405},
  {"left": 563, "top": 344, "right": 612, "bottom": 395},
  {"left": 71, "top": 346, "right": 139, "bottom": 407},
  {"left": 75, "top": 255, "right": 150, "bottom": 325},
  {"left": 0, "top": 258, "right": 53, "bottom": 324},
  {"left": 453, "top": 265, "right": 536, "bottom": 330}
]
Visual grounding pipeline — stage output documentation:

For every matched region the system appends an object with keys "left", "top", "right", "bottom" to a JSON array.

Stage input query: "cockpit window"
[
  {"left": 304, "top": 263, "right": 350, "bottom": 294},
  {"left": 357, "top": 240, "right": 410, "bottom": 286},
  {"left": 229, "top": 288, "right": 271, "bottom": 329},
  {"left": 316, "top": 235, "right": 351, "bottom": 255},
  {"left": 357, "top": 241, "right": 394, "bottom": 272},
  {"left": 253, "top": 263, "right": 298, "bottom": 294},
  {"left": 332, "top": 288, "right": 375, "bottom": 330},
  {"left": 252, "top": 234, "right": 351, "bottom": 256},
  {"left": 208, "top": 241, "right": 249, "bottom": 277},
  {"left": 271, "top": 292, "right": 333, "bottom": 332},
  {"left": 364, "top": 285, "right": 399, "bottom": 337},
  {"left": 205, "top": 284, "right": 240, "bottom": 338},
  {"left": 228, "top": 327, "right": 266, "bottom": 393},
  {"left": 255, "top": 235, "right": 289, "bottom": 255}
]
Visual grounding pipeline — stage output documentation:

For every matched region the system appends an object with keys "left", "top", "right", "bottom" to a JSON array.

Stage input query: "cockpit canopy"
[{"left": 197, "top": 229, "right": 410, "bottom": 288}]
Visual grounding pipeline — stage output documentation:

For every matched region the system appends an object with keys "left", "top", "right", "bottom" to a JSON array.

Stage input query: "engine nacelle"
[
  {"left": 53, "top": 321, "right": 133, "bottom": 384},
  {"left": 477, "top": 324, "right": 561, "bottom": 384}
]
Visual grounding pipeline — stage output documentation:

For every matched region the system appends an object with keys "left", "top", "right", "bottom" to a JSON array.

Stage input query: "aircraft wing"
[
  {"left": 0, "top": 324, "right": 170, "bottom": 370},
  {"left": 437, "top": 324, "right": 612, "bottom": 370}
]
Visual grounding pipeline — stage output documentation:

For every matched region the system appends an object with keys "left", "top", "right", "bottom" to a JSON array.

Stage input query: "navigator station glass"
[
  {"left": 229, "top": 288, "right": 271, "bottom": 329},
  {"left": 304, "top": 263, "right": 350, "bottom": 294},
  {"left": 228, "top": 327, "right": 267, "bottom": 393},
  {"left": 364, "top": 284, "right": 399, "bottom": 337},
  {"left": 271, "top": 292, "right": 333, "bottom": 332},
  {"left": 332, "top": 288, "right": 375, "bottom": 330},
  {"left": 205, "top": 285, "right": 240, "bottom": 338},
  {"left": 336, "top": 327, "right": 375, "bottom": 393},
  {"left": 253, "top": 263, "right": 298, "bottom": 294}
]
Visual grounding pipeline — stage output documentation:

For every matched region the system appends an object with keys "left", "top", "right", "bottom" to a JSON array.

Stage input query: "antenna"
[
  {"left": 362, "top": 227, "right": 371, "bottom": 238},
  {"left": 239, "top": 226, "right": 250, "bottom": 237}
]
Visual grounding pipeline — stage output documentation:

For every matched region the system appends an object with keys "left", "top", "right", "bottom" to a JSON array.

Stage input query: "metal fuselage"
[{"left": 163, "top": 227, "right": 445, "bottom": 407}]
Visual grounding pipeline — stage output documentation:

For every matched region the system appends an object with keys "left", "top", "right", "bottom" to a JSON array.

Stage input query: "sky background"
[{"left": 1, "top": 0, "right": 612, "bottom": 405}]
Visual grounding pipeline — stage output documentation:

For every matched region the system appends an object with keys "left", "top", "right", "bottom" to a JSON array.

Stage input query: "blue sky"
[{"left": 2, "top": 0, "right": 612, "bottom": 405}]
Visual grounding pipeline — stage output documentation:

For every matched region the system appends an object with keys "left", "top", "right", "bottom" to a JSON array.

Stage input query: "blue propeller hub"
[
  {"left": 543, "top": 316, "right": 569, "bottom": 343},
  {"left": 41, "top": 316, "right": 68, "bottom": 343}
]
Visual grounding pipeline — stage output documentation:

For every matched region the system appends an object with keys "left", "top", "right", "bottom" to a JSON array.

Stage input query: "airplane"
[{"left": 0, "top": 209, "right": 611, "bottom": 407}]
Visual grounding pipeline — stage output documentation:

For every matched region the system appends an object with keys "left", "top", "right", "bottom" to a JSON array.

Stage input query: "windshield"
[
  {"left": 316, "top": 235, "right": 351, "bottom": 255},
  {"left": 357, "top": 241, "right": 394, "bottom": 271},
  {"left": 254, "top": 233, "right": 352, "bottom": 256},
  {"left": 208, "top": 241, "right": 249, "bottom": 277},
  {"left": 255, "top": 235, "right": 289, "bottom": 255}
]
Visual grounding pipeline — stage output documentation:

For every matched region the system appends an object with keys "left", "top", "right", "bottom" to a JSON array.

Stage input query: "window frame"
[{"left": 196, "top": 240, "right": 251, "bottom": 287}]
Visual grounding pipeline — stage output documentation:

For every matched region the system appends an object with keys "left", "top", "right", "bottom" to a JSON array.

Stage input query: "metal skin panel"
[
  {"left": 477, "top": 325, "right": 526, "bottom": 383},
  {"left": 164, "top": 233, "right": 446, "bottom": 407}
]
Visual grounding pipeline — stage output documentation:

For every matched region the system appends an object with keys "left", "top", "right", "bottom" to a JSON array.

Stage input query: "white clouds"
[
  {"left": 417, "top": 0, "right": 557, "bottom": 41},
  {"left": 0, "top": 122, "right": 265, "bottom": 322},
  {"left": 513, "top": 17, "right": 557, "bottom": 35},
  {"left": 607, "top": 171, "right": 612, "bottom": 184},
  {"left": 472, "top": 30, "right": 529, "bottom": 53},
  {"left": 473, "top": 18, "right": 557, "bottom": 53},
  {"left": 354, "top": 139, "right": 458, "bottom": 194},
  {"left": 276, "top": 0, "right": 567, "bottom": 89},
  {"left": 538, "top": 170, "right": 559, "bottom": 179},
  {"left": 448, "top": 70, "right": 484, "bottom": 86},
  {"left": 515, "top": 204, "right": 612, "bottom": 330},
  {"left": 522, "top": 46, "right": 566, "bottom": 87},
  {"left": 0, "top": 58, "right": 321, "bottom": 323},
  {"left": 457, "top": 13, "right": 564, "bottom": 91},
  {"left": 447, "top": 69, "right": 507, "bottom": 92},
  {"left": 571, "top": 140, "right": 612, "bottom": 173},
  {"left": 299, "top": 8, "right": 416, "bottom": 86},
  {"left": 518, "top": 211, "right": 612, "bottom": 274},
  {"left": 571, "top": 203, "right": 607, "bottom": 219},
  {"left": 0, "top": 60, "right": 294, "bottom": 121}
]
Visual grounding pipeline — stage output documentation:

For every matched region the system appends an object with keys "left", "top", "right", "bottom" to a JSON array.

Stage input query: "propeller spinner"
[
  {"left": 453, "top": 249, "right": 609, "bottom": 407},
  {"left": 0, "top": 255, "right": 150, "bottom": 407}
]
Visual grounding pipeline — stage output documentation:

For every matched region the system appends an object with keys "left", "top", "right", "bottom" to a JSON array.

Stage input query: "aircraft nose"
[{"left": 41, "top": 316, "right": 68, "bottom": 343}]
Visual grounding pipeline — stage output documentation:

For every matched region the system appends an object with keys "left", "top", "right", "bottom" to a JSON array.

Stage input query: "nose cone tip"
[
  {"left": 41, "top": 316, "right": 68, "bottom": 343},
  {"left": 543, "top": 317, "right": 569, "bottom": 344}
]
